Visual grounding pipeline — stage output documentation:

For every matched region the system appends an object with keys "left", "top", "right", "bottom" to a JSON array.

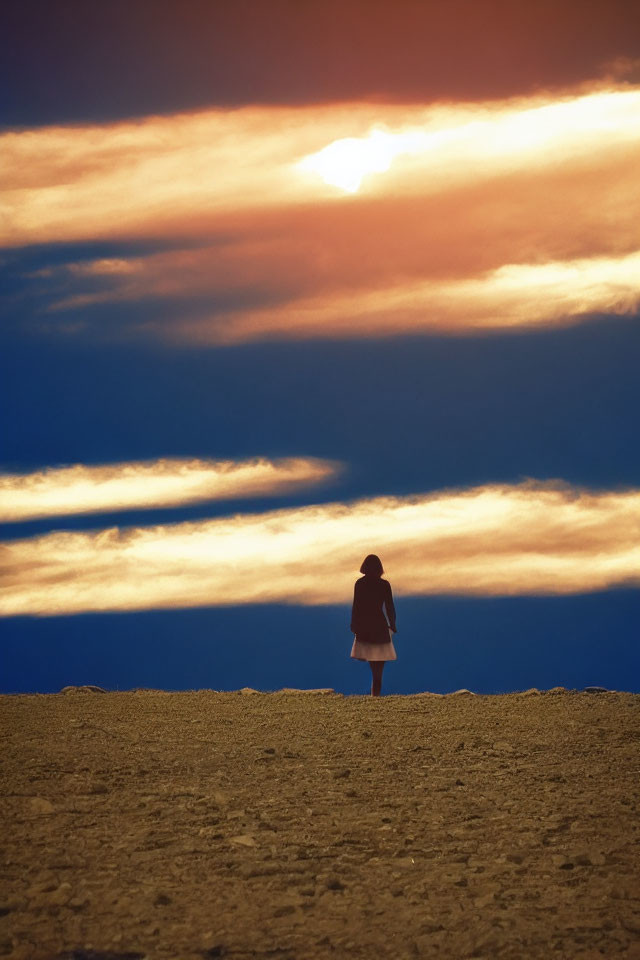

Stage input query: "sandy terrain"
[{"left": 1, "top": 687, "right": 639, "bottom": 960}]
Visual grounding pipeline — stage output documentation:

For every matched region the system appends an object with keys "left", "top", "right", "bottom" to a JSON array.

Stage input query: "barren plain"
[{"left": 1, "top": 688, "right": 639, "bottom": 960}]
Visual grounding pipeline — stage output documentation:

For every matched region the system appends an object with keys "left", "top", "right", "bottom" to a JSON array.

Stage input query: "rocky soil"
[{"left": 1, "top": 687, "right": 639, "bottom": 960}]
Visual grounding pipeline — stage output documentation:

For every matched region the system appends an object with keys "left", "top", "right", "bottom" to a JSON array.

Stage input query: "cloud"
[
  {"left": 297, "top": 90, "right": 640, "bottom": 195},
  {"left": 39, "top": 154, "right": 640, "bottom": 315},
  {"left": 0, "top": 457, "right": 340, "bottom": 523},
  {"left": 1, "top": 481, "right": 638, "bottom": 617},
  {"left": 4, "top": 86, "right": 639, "bottom": 344},
  {"left": 181, "top": 251, "right": 640, "bottom": 344},
  {"left": 2, "top": 88, "right": 638, "bottom": 249}
]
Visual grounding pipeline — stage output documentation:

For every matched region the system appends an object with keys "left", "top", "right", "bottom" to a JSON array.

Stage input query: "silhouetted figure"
[{"left": 350, "top": 554, "right": 397, "bottom": 696}]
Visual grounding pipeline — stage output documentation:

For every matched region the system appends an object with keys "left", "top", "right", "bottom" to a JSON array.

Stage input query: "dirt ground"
[{"left": 1, "top": 687, "right": 639, "bottom": 960}]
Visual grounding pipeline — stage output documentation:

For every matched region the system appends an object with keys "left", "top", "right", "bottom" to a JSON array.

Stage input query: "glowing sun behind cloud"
[
  {"left": 298, "top": 129, "right": 403, "bottom": 193},
  {"left": 297, "top": 89, "right": 640, "bottom": 194}
]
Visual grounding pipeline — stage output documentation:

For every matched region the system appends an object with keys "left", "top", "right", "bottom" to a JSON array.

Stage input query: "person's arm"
[
  {"left": 350, "top": 581, "right": 359, "bottom": 633},
  {"left": 384, "top": 580, "right": 397, "bottom": 632}
]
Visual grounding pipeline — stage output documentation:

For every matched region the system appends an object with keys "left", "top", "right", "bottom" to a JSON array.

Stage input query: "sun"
[{"left": 298, "top": 128, "right": 399, "bottom": 193}]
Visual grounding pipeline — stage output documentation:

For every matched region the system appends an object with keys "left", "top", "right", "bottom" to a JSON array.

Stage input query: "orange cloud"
[
  {"left": 2, "top": 87, "right": 638, "bottom": 249},
  {"left": 2, "top": 482, "right": 638, "bottom": 617},
  {"left": 5, "top": 86, "right": 639, "bottom": 343},
  {"left": 0, "top": 457, "right": 340, "bottom": 523},
  {"left": 44, "top": 149, "right": 640, "bottom": 315},
  {"left": 180, "top": 250, "right": 640, "bottom": 344}
]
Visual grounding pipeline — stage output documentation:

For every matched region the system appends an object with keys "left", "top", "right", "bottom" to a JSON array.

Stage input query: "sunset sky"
[{"left": 2, "top": 0, "right": 639, "bottom": 694}]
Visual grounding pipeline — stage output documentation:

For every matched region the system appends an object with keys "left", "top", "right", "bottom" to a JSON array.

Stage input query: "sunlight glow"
[{"left": 299, "top": 129, "right": 417, "bottom": 193}]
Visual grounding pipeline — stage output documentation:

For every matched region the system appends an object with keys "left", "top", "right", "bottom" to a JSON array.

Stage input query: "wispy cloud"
[
  {"left": 4, "top": 86, "right": 638, "bottom": 343},
  {"left": 0, "top": 457, "right": 340, "bottom": 523},
  {"left": 181, "top": 251, "right": 640, "bottom": 344},
  {"left": 2, "top": 88, "right": 638, "bottom": 249},
  {"left": 2, "top": 482, "right": 638, "bottom": 617}
]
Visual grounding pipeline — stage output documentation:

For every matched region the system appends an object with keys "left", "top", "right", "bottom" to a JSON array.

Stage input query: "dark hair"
[{"left": 360, "top": 554, "right": 384, "bottom": 577}]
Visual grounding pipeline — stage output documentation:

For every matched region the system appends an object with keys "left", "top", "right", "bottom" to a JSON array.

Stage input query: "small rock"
[
  {"left": 450, "top": 688, "right": 476, "bottom": 695},
  {"left": 29, "top": 797, "right": 54, "bottom": 814},
  {"left": 273, "top": 904, "right": 296, "bottom": 916},
  {"left": 229, "top": 834, "right": 256, "bottom": 847},
  {"left": 520, "top": 688, "right": 541, "bottom": 696},
  {"left": 583, "top": 686, "right": 609, "bottom": 693},
  {"left": 47, "top": 882, "right": 73, "bottom": 906},
  {"left": 68, "top": 894, "right": 90, "bottom": 910},
  {"left": 474, "top": 892, "right": 496, "bottom": 908},
  {"left": 238, "top": 687, "right": 259, "bottom": 695},
  {"left": 551, "top": 854, "right": 574, "bottom": 869},
  {"left": 196, "top": 789, "right": 229, "bottom": 807},
  {"left": 326, "top": 878, "right": 346, "bottom": 891},
  {"left": 547, "top": 686, "right": 568, "bottom": 694},
  {"left": 60, "top": 685, "right": 107, "bottom": 694},
  {"left": 333, "top": 768, "right": 351, "bottom": 779}
]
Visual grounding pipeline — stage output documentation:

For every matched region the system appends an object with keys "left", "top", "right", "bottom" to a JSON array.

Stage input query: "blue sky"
[{"left": 1, "top": 0, "right": 639, "bottom": 694}]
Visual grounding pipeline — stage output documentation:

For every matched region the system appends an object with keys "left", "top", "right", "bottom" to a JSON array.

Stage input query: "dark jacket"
[{"left": 350, "top": 575, "right": 397, "bottom": 643}]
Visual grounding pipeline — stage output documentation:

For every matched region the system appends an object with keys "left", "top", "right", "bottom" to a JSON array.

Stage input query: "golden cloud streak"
[
  {"left": 0, "top": 457, "right": 339, "bottom": 523},
  {"left": 182, "top": 250, "right": 640, "bottom": 343},
  {"left": 298, "top": 89, "right": 640, "bottom": 194},
  {"left": 1, "top": 482, "right": 638, "bottom": 617},
  {"left": 2, "top": 87, "right": 638, "bottom": 248}
]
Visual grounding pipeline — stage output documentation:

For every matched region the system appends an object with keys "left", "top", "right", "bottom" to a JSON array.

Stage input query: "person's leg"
[{"left": 368, "top": 660, "right": 385, "bottom": 697}]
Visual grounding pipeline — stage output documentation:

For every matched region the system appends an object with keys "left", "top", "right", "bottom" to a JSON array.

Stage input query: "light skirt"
[{"left": 351, "top": 630, "right": 397, "bottom": 662}]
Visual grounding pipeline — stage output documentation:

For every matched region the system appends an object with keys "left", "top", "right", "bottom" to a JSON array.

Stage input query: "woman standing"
[{"left": 350, "top": 554, "right": 397, "bottom": 696}]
